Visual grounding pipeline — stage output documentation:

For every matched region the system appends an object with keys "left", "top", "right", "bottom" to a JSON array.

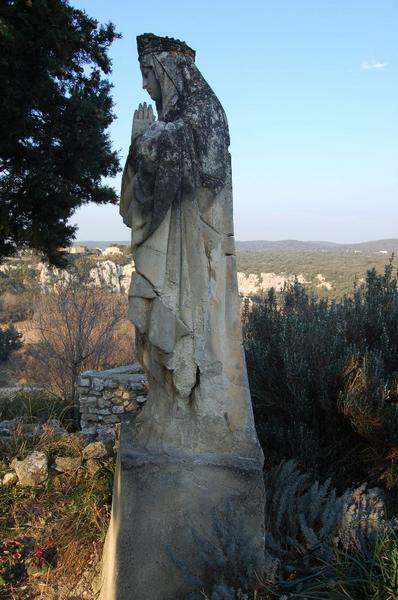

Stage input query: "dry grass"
[{"left": 0, "top": 431, "right": 114, "bottom": 599}]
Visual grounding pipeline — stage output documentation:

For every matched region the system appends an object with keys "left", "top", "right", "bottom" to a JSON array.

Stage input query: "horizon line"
[{"left": 75, "top": 237, "right": 398, "bottom": 245}]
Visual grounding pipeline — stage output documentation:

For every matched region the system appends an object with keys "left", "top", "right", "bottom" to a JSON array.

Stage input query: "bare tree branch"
[{"left": 24, "top": 281, "right": 135, "bottom": 427}]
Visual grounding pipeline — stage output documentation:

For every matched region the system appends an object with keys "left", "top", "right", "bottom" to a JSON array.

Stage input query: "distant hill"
[
  {"left": 75, "top": 241, "right": 131, "bottom": 250},
  {"left": 73, "top": 239, "right": 398, "bottom": 298},
  {"left": 77, "top": 239, "right": 398, "bottom": 254},
  {"left": 236, "top": 240, "right": 338, "bottom": 252},
  {"left": 345, "top": 239, "right": 398, "bottom": 253},
  {"left": 235, "top": 239, "right": 398, "bottom": 253}
]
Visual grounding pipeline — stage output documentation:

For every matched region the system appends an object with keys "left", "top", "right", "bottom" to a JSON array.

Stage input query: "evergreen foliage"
[
  {"left": 0, "top": 323, "right": 22, "bottom": 361},
  {"left": 243, "top": 260, "right": 398, "bottom": 491},
  {"left": 0, "top": 0, "right": 121, "bottom": 266},
  {"left": 261, "top": 461, "right": 385, "bottom": 587},
  {"left": 0, "top": 261, "right": 39, "bottom": 295}
]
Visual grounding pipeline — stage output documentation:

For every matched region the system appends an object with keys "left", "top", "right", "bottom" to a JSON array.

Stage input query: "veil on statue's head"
[
  {"left": 136, "top": 33, "right": 230, "bottom": 192},
  {"left": 137, "top": 33, "right": 213, "bottom": 120}
]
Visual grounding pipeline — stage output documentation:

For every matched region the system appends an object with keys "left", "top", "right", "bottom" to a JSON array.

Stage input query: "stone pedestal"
[{"left": 99, "top": 424, "right": 265, "bottom": 600}]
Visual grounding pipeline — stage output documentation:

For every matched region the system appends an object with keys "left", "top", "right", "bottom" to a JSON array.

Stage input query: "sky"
[{"left": 70, "top": 0, "right": 398, "bottom": 244}]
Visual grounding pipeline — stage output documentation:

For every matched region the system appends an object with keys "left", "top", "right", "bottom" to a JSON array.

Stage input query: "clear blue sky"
[{"left": 71, "top": 0, "right": 397, "bottom": 243}]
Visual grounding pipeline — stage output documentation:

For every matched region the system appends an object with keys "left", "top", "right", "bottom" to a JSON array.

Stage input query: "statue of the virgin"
[
  {"left": 100, "top": 34, "right": 264, "bottom": 600},
  {"left": 120, "top": 33, "right": 261, "bottom": 459}
]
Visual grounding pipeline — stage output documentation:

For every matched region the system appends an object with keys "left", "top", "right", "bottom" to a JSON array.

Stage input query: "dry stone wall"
[{"left": 78, "top": 364, "right": 148, "bottom": 434}]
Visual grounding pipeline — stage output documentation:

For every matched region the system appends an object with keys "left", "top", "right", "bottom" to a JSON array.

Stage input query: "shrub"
[
  {"left": 0, "top": 291, "right": 33, "bottom": 323},
  {"left": 0, "top": 324, "right": 22, "bottom": 361},
  {"left": 22, "top": 281, "right": 134, "bottom": 427},
  {"left": 243, "top": 260, "right": 398, "bottom": 491},
  {"left": 258, "top": 461, "right": 388, "bottom": 599},
  {"left": 288, "top": 526, "right": 398, "bottom": 599},
  {"left": 0, "top": 262, "right": 40, "bottom": 295},
  {"left": 261, "top": 461, "right": 384, "bottom": 583},
  {"left": 0, "top": 389, "right": 68, "bottom": 426}
]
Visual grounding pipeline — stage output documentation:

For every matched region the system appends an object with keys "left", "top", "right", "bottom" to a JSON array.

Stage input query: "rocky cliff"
[
  {"left": 1, "top": 258, "right": 329, "bottom": 297},
  {"left": 0, "top": 260, "right": 134, "bottom": 295}
]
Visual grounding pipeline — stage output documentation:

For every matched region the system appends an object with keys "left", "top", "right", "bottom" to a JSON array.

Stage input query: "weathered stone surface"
[
  {"left": 88, "top": 260, "right": 134, "bottom": 294},
  {"left": 78, "top": 363, "right": 148, "bottom": 434},
  {"left": 100, "top": 33, "right": 265, "bottom": 600},
  {"left": 102, "top": 415, "right": 120, "bottom": 424},
  {"left": 54, "top": 456, "right": 82, "bottom": 472},
  {"left": 129, "top": 271, "right": 157, "bottom": 299},
  {"left": 98, "top": 408, "right": 111, "bottom": 416},
  {"left": 12, "top": 451, "right": 48, "bottom": 486},
  {"left": 117, "top": 33, "right": 261, "bottom": 460},
  {"left": 82, "top": 364, "right": 144, "bottom": 379},
  {"left": 2, "top": 472, "right": 18, "bottom": 486},
  {"left": 92, "top": 378, "right": 104, "bottom": 392},
  {"left": 100, "top": 432, "right": 265, "bottom": 600},
  {"left": 5, "top": 258, "right": 134, "bottom": 294},
  {"left": 85, "top": 397, "right": 99, "bottom": 406},
  {"left": 84, "top": 414, "right": 99, "bottom": 423},
  {"left": 97, "top": 398, "right": 109, "bottom": 408},
  {"left": 130, "top": 384, "right": 147, "bottom": 394},
  {"left": 96, "top": 425, "right": 118, "bottom": 446},
  {"left": 82, "top": 441, "right": 108, "bottom": 461},
  {"left": 84, "top": 426, "right": 97, "bottom": 435},
  {"left": 126, "top": 374, "right": 146, "bottom": 384},
  {"left": 237, "top": 271, "right": 309, "bottom": 297},
  {"left": 104, "top": 380, "right": 119, "bottom": 389}
]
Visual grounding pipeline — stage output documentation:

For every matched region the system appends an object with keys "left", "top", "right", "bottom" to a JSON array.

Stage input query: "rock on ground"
[
  {"left": 82, "top": 441, "right": 108, "bottom": 461},
  {"left": 11, "top": 451, "right": 48, "bottom": 486},
  {"left": 2, "top": 472, "right": 18, "bottom": 486},
  {"left": 54, "top": 456, "right": 82, "bottom": 472}
]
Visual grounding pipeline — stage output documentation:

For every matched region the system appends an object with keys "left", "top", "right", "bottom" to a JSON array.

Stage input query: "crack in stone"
[
  {"left": 199, "top": 214, "right": 221, "bottom": 236},
  {"left": 189, "top": 366, "right": 200, "bottom": 406},
  {"left": 134, "top": 268, "right": 161, "bottom": 297}
]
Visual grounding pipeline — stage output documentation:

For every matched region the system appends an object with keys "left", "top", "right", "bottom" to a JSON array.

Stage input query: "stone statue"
[
  {"left": 100, "top": 34, "right": 264, "bottom": 600},
  {"left": 120, "top": 33, "right": 261, "bottom": 459}
]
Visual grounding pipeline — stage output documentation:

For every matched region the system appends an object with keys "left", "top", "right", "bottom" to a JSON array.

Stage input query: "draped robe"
[{"left": 120, "top": 51, "right": 261, "bottom": 459}]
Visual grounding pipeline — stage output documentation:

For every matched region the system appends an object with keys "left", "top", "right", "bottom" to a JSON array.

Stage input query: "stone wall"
[{"left": 78, "top": 364, "right": 148, "bottom": 433}]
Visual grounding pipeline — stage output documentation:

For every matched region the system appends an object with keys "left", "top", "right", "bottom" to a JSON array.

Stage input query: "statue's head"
[
  {"left": 136, "top": 33, "right": 197, "bottom": 118},
  {"left": 137, "top": 33, "right": 195, "bottom": 62}
]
